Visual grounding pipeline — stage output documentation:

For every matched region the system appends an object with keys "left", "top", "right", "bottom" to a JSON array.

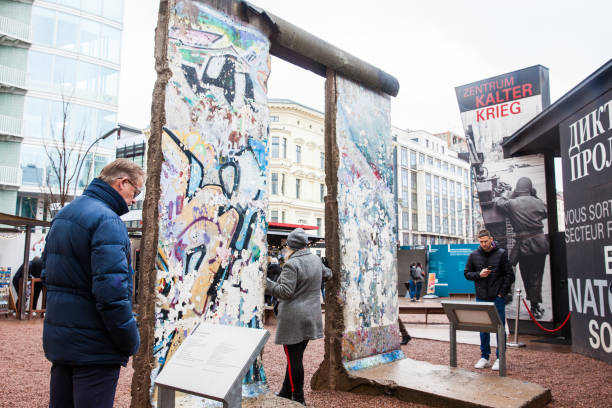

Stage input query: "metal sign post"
[
  {"left": 507, "top": 288, "right": 526, "bottom": 348},
  {"left": 442, "top": 300, "right": 507, "bottom": 376}
]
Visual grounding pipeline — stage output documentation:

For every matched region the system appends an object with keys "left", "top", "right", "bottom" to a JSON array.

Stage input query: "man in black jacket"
[{"left": 464, "top": 229, "right": 514, "bottom": 371}]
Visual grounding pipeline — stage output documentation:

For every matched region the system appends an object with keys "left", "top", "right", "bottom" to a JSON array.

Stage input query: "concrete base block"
[{"left": 350, "top": 357, "right": 551, "bottom": 408}]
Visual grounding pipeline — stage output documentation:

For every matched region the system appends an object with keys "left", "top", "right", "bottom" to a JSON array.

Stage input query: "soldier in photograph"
[{"left": 495, "top": 177, "right": 549, "bottom": 319}]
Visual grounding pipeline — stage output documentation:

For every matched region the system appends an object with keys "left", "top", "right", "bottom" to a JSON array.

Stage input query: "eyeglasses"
[{"left": 125, "top": 178, "right": 142, "bottom": 199}]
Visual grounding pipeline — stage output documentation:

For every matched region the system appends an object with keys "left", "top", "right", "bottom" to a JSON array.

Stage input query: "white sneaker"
[
  {"left": 492, "top": 359, "right": 500, "bottom": 371},
  {"left": 474, "top": 358, "right": 490, "bottom": 369}
]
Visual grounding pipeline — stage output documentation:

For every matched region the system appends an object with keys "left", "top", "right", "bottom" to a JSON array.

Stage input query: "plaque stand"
[{"left": 155, "top": 323, "right": 270, "bottom": 408}]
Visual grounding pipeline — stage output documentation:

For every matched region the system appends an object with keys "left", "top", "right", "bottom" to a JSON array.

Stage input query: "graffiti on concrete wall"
[
  {"left": 335, "top": 76, "right": 401, "bottom": 362},
  {"left": 152, "top": 0, "right": 270, "bottom": 396}
]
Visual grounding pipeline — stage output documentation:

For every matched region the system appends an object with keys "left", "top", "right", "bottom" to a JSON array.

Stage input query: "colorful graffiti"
[
  {"left": 152, "top": 0, "right": 270, "bottom": 398},
  {"left": 335, "top": 76, "right": 400, "bottom": 362}
]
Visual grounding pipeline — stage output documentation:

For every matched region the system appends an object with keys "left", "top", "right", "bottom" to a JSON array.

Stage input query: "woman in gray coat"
[{"left": 266, "top": 228, "right": 332, "bottom": 405}]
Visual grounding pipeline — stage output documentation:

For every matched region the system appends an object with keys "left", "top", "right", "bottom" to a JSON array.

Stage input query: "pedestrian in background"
[
  {"left": 409, "top": 262, "right": 425, "bottom": 302},
  {"left": 12, "top": 256, "right": 43, "bottom": 312},
  {"left": 42, "top": 159, "right": 144, "bottom": 408},
  {"left": 266, "top": 228, "right": 332, "bottom": 405},
  {"left": 464, "top": 229, "right": 514, "bottom": 371}
]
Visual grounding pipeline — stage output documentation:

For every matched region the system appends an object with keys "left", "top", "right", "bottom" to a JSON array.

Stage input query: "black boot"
[
  {"left": 531, "top": 302, "right": 544, "bottom": 319},
  {"left": 400, "top": 334, "right": 411, "bottom": 345},
  {"left": 292, "top": 391, "right": 306, "bottom": 406},
  {"left": 275, "top": 390, "right": 292, "bottom": 400}
]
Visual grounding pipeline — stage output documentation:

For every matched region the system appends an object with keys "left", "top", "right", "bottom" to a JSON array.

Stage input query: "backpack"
[{"left": 410, "top": 265, "right": 420, "bottom": 280}]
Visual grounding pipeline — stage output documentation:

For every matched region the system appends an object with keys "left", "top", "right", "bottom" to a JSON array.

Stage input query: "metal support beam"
[{"left": 233, "top": 1, "right": 399, "bottom": 96}]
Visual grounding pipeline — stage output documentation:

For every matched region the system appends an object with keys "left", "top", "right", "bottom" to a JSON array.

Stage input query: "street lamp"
[{"left": 73, "top": 126, "right": 120, "bottom": 196}]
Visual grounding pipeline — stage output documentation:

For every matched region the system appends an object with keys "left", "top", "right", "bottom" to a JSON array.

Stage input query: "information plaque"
[{"left": 155, "top": 323, "right": 269, "bottom": 408}]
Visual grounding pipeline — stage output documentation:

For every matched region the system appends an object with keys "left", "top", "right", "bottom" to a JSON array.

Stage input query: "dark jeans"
[
  {"left": 409, "top": 280, "right": 423, "bottom": 300},
  {"left": 279, "top": 340, "right": 309, "bottom": 401},
  {"left": 476, "top": 297, "right": 506, "bottom": 360},
  {"left": 519, "top": 254, "right": 547, "bottom": 304},
  {"left": 50, "top": 364, "right": 120, "bottom": 408}
]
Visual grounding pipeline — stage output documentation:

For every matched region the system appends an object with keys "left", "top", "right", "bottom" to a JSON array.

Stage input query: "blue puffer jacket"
[{"left": 42, "top": 178, "right": 140, "bottom": 366}]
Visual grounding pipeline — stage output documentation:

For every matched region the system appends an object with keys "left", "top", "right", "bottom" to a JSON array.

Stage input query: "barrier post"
[{"left": 507, "top": 288, "right": 526, "bottom": 348}]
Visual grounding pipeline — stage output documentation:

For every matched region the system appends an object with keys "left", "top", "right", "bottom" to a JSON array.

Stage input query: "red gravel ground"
[{"left": 1, "top": 315, "right": 610, "bottom": 408}]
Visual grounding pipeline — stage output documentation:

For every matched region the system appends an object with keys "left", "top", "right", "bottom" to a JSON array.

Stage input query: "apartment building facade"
[
  {"left": 268, "top": 99, "right": 326, "bottom": 251},
  {"left": 393, "top": 128, "right": 474, "bottom": 246},
  {"left": 0, "top": 0, "right": 123, "bottom": 218}
]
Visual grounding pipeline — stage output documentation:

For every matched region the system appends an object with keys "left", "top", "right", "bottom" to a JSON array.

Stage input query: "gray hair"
[{"left": 99, "top": 158, "right": 145, "bottom": 184}]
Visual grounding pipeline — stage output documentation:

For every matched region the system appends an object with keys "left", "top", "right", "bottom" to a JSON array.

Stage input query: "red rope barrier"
[{"left": 521, "top": 298, "right": 571, "bottom": 333}]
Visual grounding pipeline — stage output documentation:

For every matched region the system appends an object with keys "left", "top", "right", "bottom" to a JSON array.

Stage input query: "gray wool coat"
[{"left": 265, "top": 248, "right": 332, "bottom": 345}]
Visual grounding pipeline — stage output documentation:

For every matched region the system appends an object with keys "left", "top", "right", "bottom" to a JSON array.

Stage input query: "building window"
[
  {"left": 403, "top": 233, "right": 410, "bottom": 246},
  {"left": 449, "top": 182, "right": 455, "bottom": 197},
  {"left": 271, "top": 172, "right": 278, "bottom": 195},
  {"left": 411, "top": 192, "right": 417, "bottom": 209},
  {"left": 434, "top": 176, "right": 439, "bottom": 193},
  {"left": 425, "top": 173, "right": 431, "bottom": 192},
  {"left": 402, "top": 189, "right": 409, "bottom": 204},
  {"left": 427, "top": 215, "right": 432, "bottom": 232},
  {"left": 426, "top": 195, "right": 432, "bottom": 211},
  {"left": 435, "top": 159, "right": 441, "bottom": 169},
  {"left": 419, "top": 153, "right": 425, "bottom": 164},
  {"left": 434, "top": 196, "right": 440, "bottom": 213},
  {"left": 317, "top": 217, "right": 322, "bottom": 232},
  {"left": 270, "top": 115, "right": 279, "bottom": 122},
  {"left": 402, "top": 211, "right": 409, "bottom": 229},
  {"left": 441, "top": 178, "right": 447, "bottom": 195},
  {"left": 442, "top": 198, "right": 448, "bottom": 214},
  {"left": 271, "top": 210, "right": 279, "bottom": 222},
  {"left": 411, "top": 172, "right": 417, "bottom": 190},
  {"left": 298, "top": 218, "right": 307, "bottom": 224},
  {"left": 427, "top": 156, "right": 433, "bottom": 165},
  {"left": 401, "top": 168, "right": 409, "bottom": 188},
  {"left": 412, "top": 212, "right": 418, "bottom": 231},
  {"left": 450, "top": 199, "right": 456, "bottom": 213},
  {"left": 296, "top": 145, "right": 302, "bottom": 163},
  {"left": 412, "top": 234, "right": 419, "bottom": 245},
  {"left": 320, "top": 152, "right": 325, "bottom": 169},
  {"left": 426, "top": 139, "right": 430, "bottom": 148},
  {"left": 451, "top": 218, "right": 456, "bottom": 235},
  {"left": 401, "top": 148, "right": 408, "bottom": 166},
  {"left": 410, "top": 150, "right": 417, "bottom": 169},
  {"left": 464, "top": 186, "right": 469, "bottom": 202},
  {"left": 282, "top": 210, "right": 286, "bottom": 223},
  {"left": 464, "top": 168, "right": 470, "bottom": 184},
  {"left": 272, "top": 136, "right": 279, "bottom": 158},
  {"left": 435, "top": 216, "right": 441, "bottom": 232},
  {"left": 443, "top": 217, "right": 449, "bottom": 234},
  {"left": 320, "top": 183, "right": 325, "bottom": 202},
  {"left": 296, "top": 179, "right": 301, "bottom": 199},
  {"left": 283, "top": 138, "right": 287, "bottom": 159}
]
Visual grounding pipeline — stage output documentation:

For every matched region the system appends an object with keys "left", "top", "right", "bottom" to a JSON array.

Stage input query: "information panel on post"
[{"left": 155, "top": 322, "right": 269, "bottom": 404}]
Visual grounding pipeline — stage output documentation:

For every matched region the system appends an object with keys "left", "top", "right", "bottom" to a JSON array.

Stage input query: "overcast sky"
[{"left": 117, "top": 0, "right": 612, "bottom": 135}]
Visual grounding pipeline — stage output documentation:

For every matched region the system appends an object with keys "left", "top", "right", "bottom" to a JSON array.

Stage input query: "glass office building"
[{"left": 0, "top": 0, "right": 123, "bottom": 218}]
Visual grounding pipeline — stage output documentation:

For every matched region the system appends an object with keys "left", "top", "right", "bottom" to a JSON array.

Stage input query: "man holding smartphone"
[{"left": 464, "top": 229, "right": 514, "bottom": 371}]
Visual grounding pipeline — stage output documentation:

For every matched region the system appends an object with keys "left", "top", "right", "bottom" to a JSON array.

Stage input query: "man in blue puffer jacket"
[{"left": 42, "top": 158, "right": 144, "bottom": 408}]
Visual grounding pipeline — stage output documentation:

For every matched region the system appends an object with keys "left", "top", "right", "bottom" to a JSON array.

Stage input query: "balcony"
[
  {"left": 0, "top": 166, "right": 22, "bottom": 189},
  {"left": 0, "top": 64, "right": 27, "bottom": 93},
  {"left": 0, "top": 114, "right": 23, "bottom": 142},
  {"left": 0, "top": 16, "right": 32, "bottom": 46}
]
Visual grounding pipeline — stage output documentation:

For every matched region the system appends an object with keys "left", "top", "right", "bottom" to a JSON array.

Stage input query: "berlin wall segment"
[
  {"left": 131, "top": 1, "right": 271, "bottom": 406},
  {"left": 313, "top": 72, "right": 402, "bottom": 391}
]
